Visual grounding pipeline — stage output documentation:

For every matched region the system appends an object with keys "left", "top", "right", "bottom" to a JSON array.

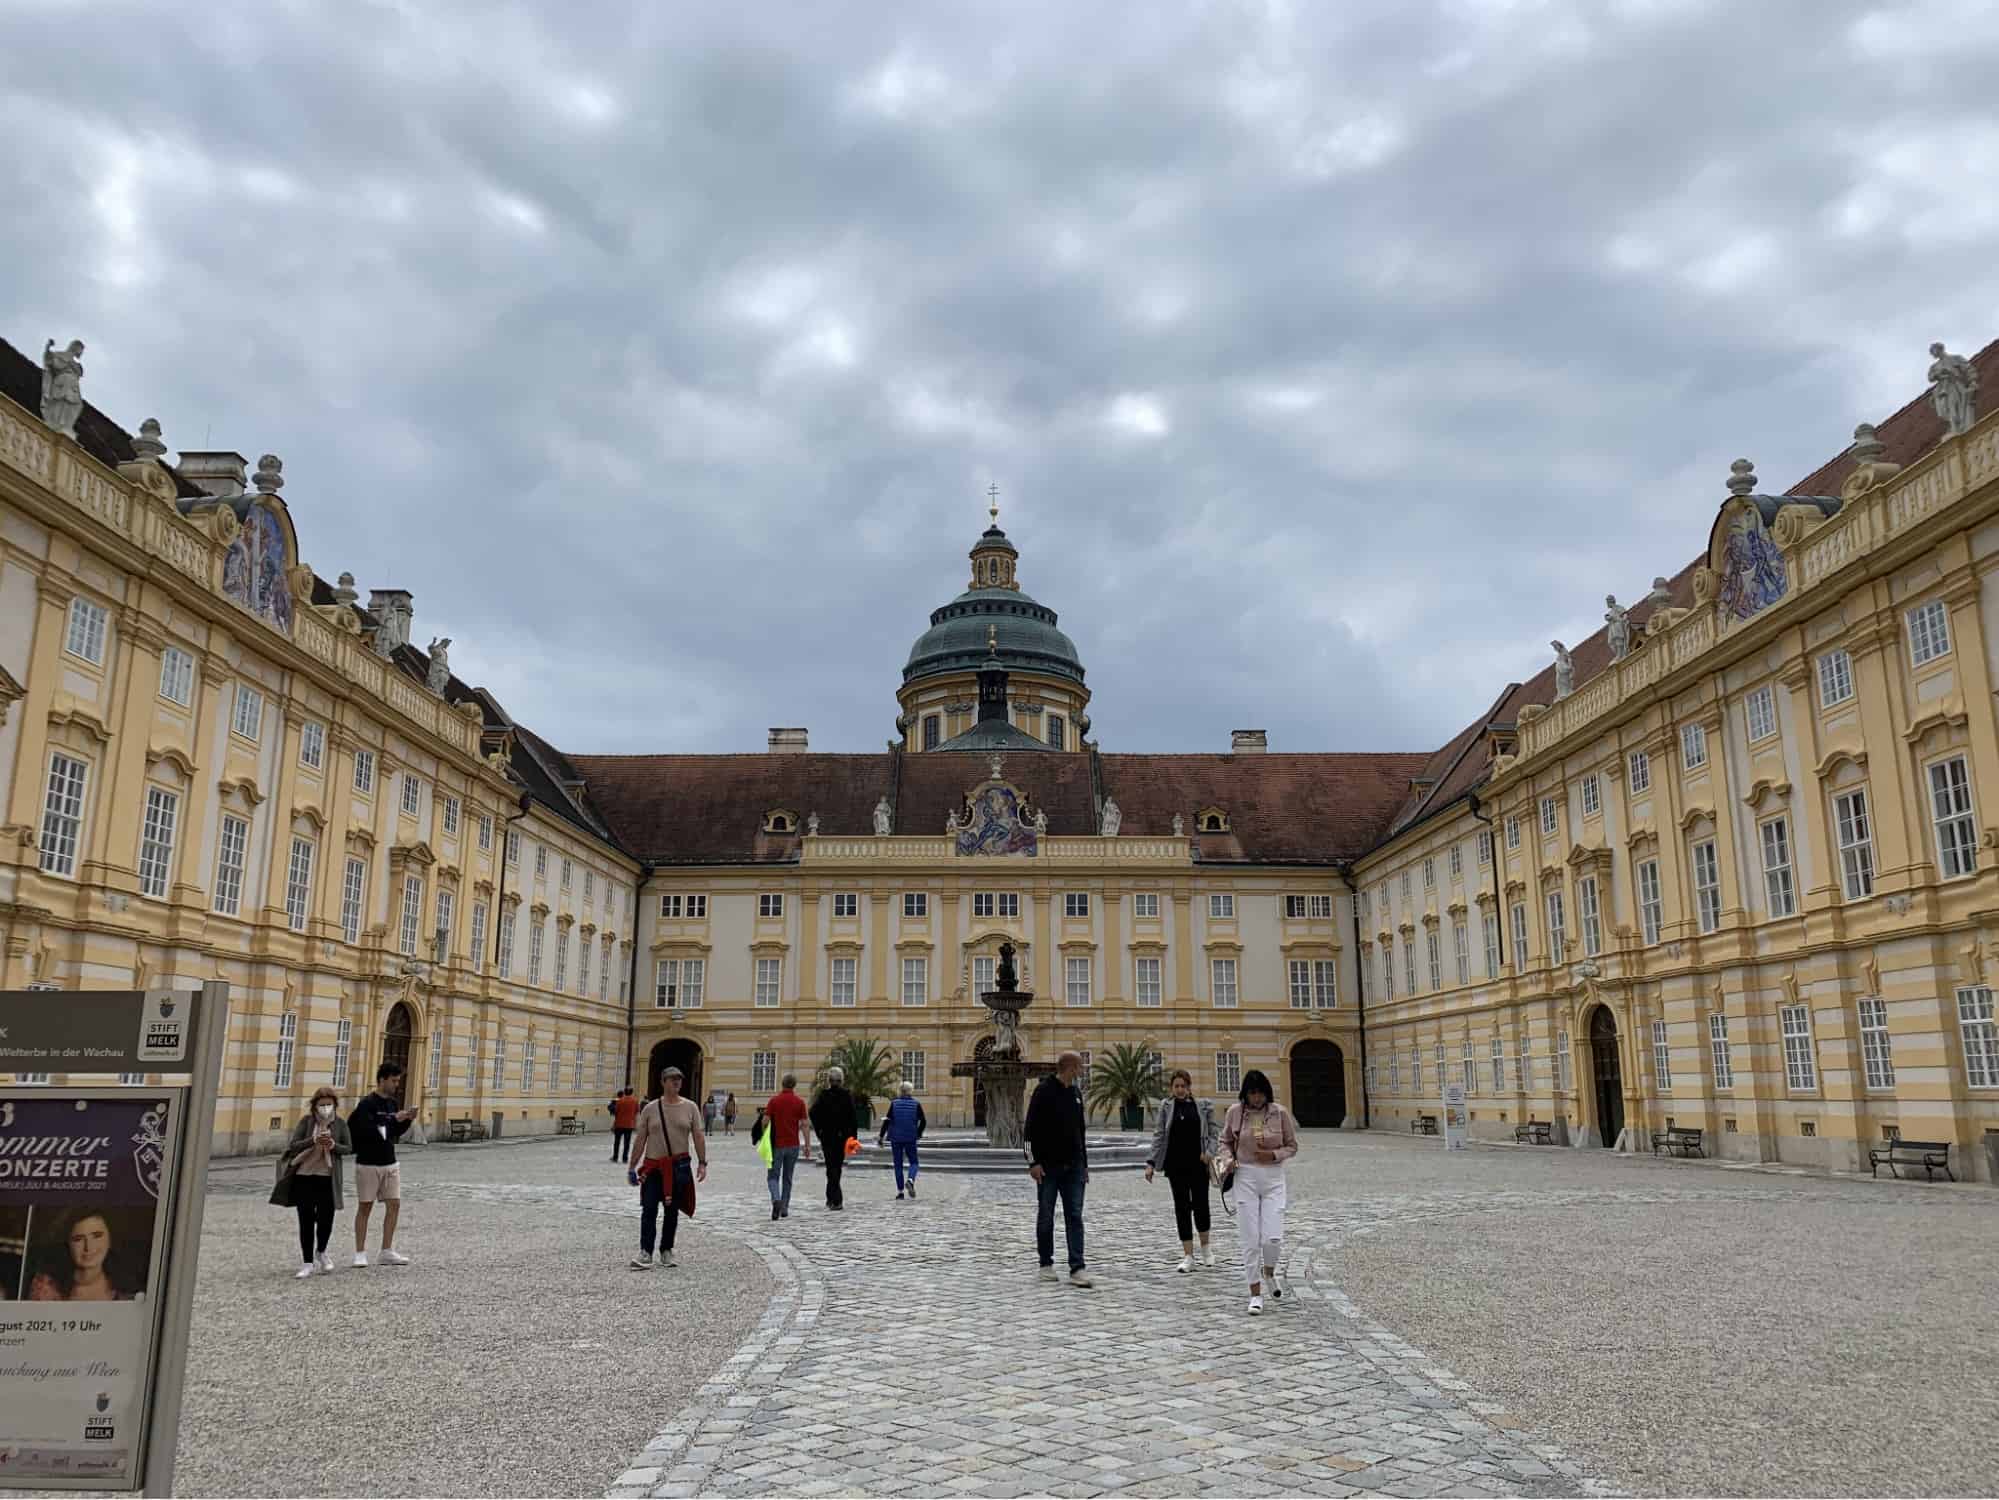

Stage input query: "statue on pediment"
[
  {"left": 40, "top": 339, "right": 84, "bottom": 437},
  {"left": 873, "top": 796, "right": 892, "bottom": 835}
]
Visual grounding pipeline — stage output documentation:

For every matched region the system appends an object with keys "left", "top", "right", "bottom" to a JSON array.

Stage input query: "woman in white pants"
[{"left": 1219, "top": 1069, "right": 1299, "bottom": 1315}]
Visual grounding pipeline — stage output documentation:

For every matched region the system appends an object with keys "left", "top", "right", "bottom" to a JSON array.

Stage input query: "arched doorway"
[
  {"left": 1588, "top": 1006, "right": 1624, "bottom": 1148},
  {"left": 646, "top": 1037, "right": 703, "bottom": 1104},
  {"left": 382, "top": 1002, "right": 415, "bottom": 1081},
  {"left": 1289, "top": 1039, "right": 1347, "bottom": 1127},
  {"left": 971, "top": 1036, "right": 996, "bottom": 1127}
]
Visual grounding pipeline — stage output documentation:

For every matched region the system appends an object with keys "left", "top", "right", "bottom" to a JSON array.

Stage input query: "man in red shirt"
[
  {"left": 609, "top": 1088, "right": 640, "bottom": 1163},
  {"left": 763, "top": 1074, "right": 811, "bottom": 1221}
]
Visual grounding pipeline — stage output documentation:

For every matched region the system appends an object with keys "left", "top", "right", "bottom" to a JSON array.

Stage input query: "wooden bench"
[
  {"left": 1410, "top": 1115, "right": 1439, "bottom": 1136},
  {"left": 557, "top": 1114, "right": 584, "bottom": 1136},
  {"left": 1650, "top": 1125, "right": 1705, "bottom": 1158},
  {"left": 1868, "top": 1138, "right": 1953, "bottom": 1182},
  {"left": 447, "top": 1117, "right": 487, "bottom": 1143},
  {"left": 1513, "top": 1119, "right": 1552, "bottom": 1145}
]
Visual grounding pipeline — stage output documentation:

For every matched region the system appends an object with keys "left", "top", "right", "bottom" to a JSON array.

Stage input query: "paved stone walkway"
[{"left": 452, "top": 1166, "right": 1635, "bottom": 1499}]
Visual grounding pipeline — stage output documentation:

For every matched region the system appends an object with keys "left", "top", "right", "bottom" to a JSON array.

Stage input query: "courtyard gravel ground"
[{"left": 169, "top": 1138, "right": 772, "bottom": 1498}]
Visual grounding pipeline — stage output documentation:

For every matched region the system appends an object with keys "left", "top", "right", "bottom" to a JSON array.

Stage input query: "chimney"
[
  {"left": 768, "top": 727, "right": 809, "bottom": 753},
  {"left": 368, "top": 589, "right": 414, "bottom": 656},
  {"left": 177, "top": 451, "right": 248, "bottom": 498},
  {"left": 1231, "top": 729, "right": 1268, "bottom": 754}
]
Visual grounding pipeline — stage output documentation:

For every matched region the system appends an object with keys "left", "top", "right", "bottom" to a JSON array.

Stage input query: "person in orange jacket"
[{"left": 609, "top": 1088, "right": 640, "bottom": 1163}]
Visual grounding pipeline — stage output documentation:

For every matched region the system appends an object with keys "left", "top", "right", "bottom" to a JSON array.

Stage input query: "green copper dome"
[{"left": 902, "top": 587, "right": 1086, "bottom": 688}]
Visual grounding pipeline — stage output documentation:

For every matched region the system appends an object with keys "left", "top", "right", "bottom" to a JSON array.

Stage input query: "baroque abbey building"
[{"left": 2, "top": 333, "right": 1997, "bottom": 1180}]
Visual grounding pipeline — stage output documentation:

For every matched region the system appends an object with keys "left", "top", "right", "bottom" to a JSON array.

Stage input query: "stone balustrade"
[{"left": 801, "top": 834, "right": 1190, "bottom": 864}]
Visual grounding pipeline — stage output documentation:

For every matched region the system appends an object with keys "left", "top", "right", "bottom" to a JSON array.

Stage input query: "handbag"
[{"left": 750, "top": 1112, "right": 767, "bottom": 1146}]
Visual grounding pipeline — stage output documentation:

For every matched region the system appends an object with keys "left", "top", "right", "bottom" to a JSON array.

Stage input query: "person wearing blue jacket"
[{"left": 878, "top": 1081, "right": 927, "bottom": 1200}]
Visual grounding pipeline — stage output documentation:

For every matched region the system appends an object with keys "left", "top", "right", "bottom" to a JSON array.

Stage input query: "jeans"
[
  {"left": 1035, "top": 1163, "right": 1086, "bottom": 1272},
  {"left": 1167, "top": 1167, "right": 1211, "bottom": 1243},
  {"left": 292, "top": 1175, "right": 335, "bottom": 1263},
  {"left": 767, "top": 1145, "right": 800, "bottom": 1206},
  {"left": 891, "top": 1141, "right": 919, "bottom": 1192},
  {"left": 611, "top": 1128, "right": 633, "bottom": 1162},
  {"left": 639, "top": 1158, "right": 691, "bottom": 1254},
  {"left": 1234, "top": 1163, "right": 1286, "bottom": 1288}
]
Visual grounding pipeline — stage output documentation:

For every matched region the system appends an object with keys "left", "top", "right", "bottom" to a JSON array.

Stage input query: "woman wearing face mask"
[
  {"left": 270, "top": 1086, "right": 352, "bottom": 1278},
  {"left": 1143, "top": 1069, "right": 1217, "bottom": 1272},
  {"left": 1218, "top": 1069, "right": 1299, "bottom": 1316}
]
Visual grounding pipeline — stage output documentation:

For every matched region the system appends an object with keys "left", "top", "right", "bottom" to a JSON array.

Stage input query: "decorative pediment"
[
  {"left": 1445, "top": 899, "right": 1467, "bottom": 919},
  {"left": 1502, "top": 878, "right": 1527, "bottom": 898},
  {"left": 215, "top": 774, "right": 266, "bottom": 808},
  {"left": 529, "top": 899, "right": 550, "bottom": 919},
  {"left": 389, "top": 840, "right": 436, "bottom": 875},
  {"left": 1201, "top": 935, "right": 1243, "bottom": 955},
  {"left": 1814, "top": 744, "right": 1869, "bottom": 779},
  {"left": 1195, "top": 806, "right": 1231, "bottom": 834},
  {"left": 649, "top": 935, "right": 712, "bottom": 956},
  {"left": 556, "top": 912, "right": 575, "bottom": 931},
  {"left": 1624, "top": 823, "right": 1658, "bottom": 849},
  {"left": 291, "top": 802, "right": 327, "bottom": 833},
  {"left": 1678, "top": 803, "right": 1716, "bottom": 831},
  {"left": 1903, "top": 699, "right": 1968, "bottom": 745},
  {"left": 1740, "top": 777, "right": 1792, "bottom": 812},
  {"left": 1396, "top": 920, "right": 1415, "bottom": 936},
  {"left": 762, "top": 808, "right": 800, "bottom": 835},
  {"left": 48, "top": 702, "right": 111, "bottom": 743},
  {"left": 0, "top": 662, "right": 24, "bottom": 728},
  {"left": 146, "top": 744, "right": 198, "bottom": 779}
]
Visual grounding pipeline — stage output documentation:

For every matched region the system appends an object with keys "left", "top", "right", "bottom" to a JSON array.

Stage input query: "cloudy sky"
[{"left": 5, "top": 0, "right": 1997, "bottom": 756}]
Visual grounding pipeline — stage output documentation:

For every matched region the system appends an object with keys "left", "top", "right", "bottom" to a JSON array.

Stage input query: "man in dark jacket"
[
  {"left": 348, "top": 1062, "right": 415, "bottom": 1267},
  {"left": 807, "top": 1068, "right": 859, "bottom": 1210},
  {"left": 1024, "top": 1050, "right": 1091, "bottom": 1287}
]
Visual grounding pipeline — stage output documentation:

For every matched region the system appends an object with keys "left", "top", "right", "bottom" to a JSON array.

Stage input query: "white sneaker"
[
  {"left": 660, "top": 1251, "right": 676, "bottom": 1268},
  {"left": 317, "top": 1254, "right": 334, "bottom": 1274},
  {"left": 1175, "top": 1255, "right": 1195, "bottom": 1274},
  {"left": 1247, "top": 1295, "right": 1264, "bottom": 1316},
  {"left": 380, "top": 1249, "right": 411, "bottom": 1266},
  {"left": 352, "top": 1252, "right": 369, "bottom": 1268},
  {"left": 294, "top": 1264, "right": 315, "bottom": 1279},
  {"left": 1039, "top": 1265, "right": 1059, "bottom": 1282},
  {"left": 630, "top": 1253, "right": 654, "bottom": 1269},
  {"left": 1201, "top": 1247, "right": 1216, "bottom": 1268},
  {"left": 1068, "top": 1269, "right": 1094, "bottom": 1289}
]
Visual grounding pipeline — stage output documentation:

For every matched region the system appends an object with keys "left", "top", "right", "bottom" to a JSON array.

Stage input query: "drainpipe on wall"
[
  {"left": 1338, "top": 863, "right": 1369, "bottom": 1130},
  {"left": 1467, "top": 792, "right": 1504, "bottom": 968},
  {"left": 624, "top": 862, "right": 650, "bottom": 1088}
]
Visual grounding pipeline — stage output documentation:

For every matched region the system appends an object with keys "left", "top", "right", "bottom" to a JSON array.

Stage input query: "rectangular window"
[
  {"left": 1858, "top": 997, "right": 1895, "bottom": 1090},
  {"left": 1709, "top": 1012, "right": 1733, "bottom": 1089},
  {"left": 1209, "top": 893, "right": 1234, "bottom": 919},
  {"left": 498, "top": 910, "right": 515, "bottom": 978},
  {"left": 1403, "top": 939, "right": 1417, "bottom": 994},
  {"left": 1957, "top": 986, "right": 1998, "bottom": 1087},
  {"left": 833, "top": 892, "right": 857, "bottom": 918},
  {"left": 1817, "top": 648, "right": 1855, "bottom": 709},
  {"left": 830, "top": 956, "right": 857, "bottom": 1007},
  {"left": 65, "top": 596, "right": 108, "bottom": 664},
  {"left": 1745, "top": 684, "right": 1777, "bottom": 742},
  {"left": 1929, "top": 755, "right": 1978, "bottom": 879},
  {"left": 400, "top": 875, "right": 424, "bottom": 957},
  {"left": 751, "top": 1051, "right": 778, "bottom": 1094},
  {"left": 1628, "top": 749, "right": 1651, "bottom": 794},
  {"left": 1545, "top": 889, "right": 1566, "bottom": 957},
  {"left": 1289, "top": 960, "right": 1312, "bottom": 1009},
  {"left": 1380, "top": 946, "right": 1393, "bottom": 1000},
  {"left": 553, "top": 929, "right": 568, "bottom": 991},
  {"left": 274, "top": 1012, "right": 297, "bottom": 1088},
  {"left": 922, "top": 714, "right": 940, "bottom": 750},
  {"left": 1285, "top": 894, "right": 1307, "bottom": 919},
  {"left": 1578, "top": 876, "right": 1602, "bottom": 957},
  {"left": 1651, "top": 1019, "right": 1672, "bottom": 1090},
  {"left": 1216, "top": 1051, "right": 1241, "bottom": 1096},
  {"left": 1390, "top": 1049, "right": 1401, "bottom": 1092},
  {"left": 232, "top": 684, "right": 263, "bottom": 742},
  {"left": 159, "top": 645, "right": 195, "bottom": 706},
  {"left": 1310, "top": 893, "right": 1333, "bottom": 918},
  {"left": 443, "top": 796, "right": 461, "bottom": 836},
  {"left": 583, "top": 871, "right": 594, "bottom": 903},
  {"left": 1067, "top": 955, "right": 1094, "bottom": 1007},
  {"left": 535, "top": 845, "right": 547, "bottom": 878},
  {"left": 505, "top": 828, "right": 519, "bottom": 866},
  {"left": 1907, "top": 598, "right": 1951, "bottom": 666},
  {"left": 1760, "top": 817, "right": 1797, "bottom": 917},
  {"left": 1400, "top": 871, "right": 1411, "bottom": 901},
  {"left": 1462, "top": 1040, "right": 1477, "bottom": 1095},
  {"left": 1449, "top": 846, "right": 1463, "bottom": 879},
  {"left": 212, "top": 813, "right": 249, "bottom": 915},
  {"left": 354, "top": 749, "right": 376, "bottom": 794},
  {"left": 1133, "top": 892, "right": 1158, "bottom": 918},
  {"left": 759, "top": 892, "right": 784, "bottom": 919},
  {"left": 1453, "top": 920, "right": 1470, "bottom": 985},
  {"left": 1483, "top": 911, "right": 1500, "bottom": 976},
  {"left": 493, "top": 1034, "right": 506, "bottom": 1090},
  {"left": 1411, "top": 1046, "right": 1422, "bottom": 1095},
  {"left": 903, "top": 892, "right": 928, "bottom": 918},
  {"left": 1833, "top": 789, "right": 1875, "bottom": 901},
  {"left": 560, "top": 858, "right": 572, "bottom": 890},
  {"left": 1477, "top": 830, "right": 1494, "bottom": 867},
  {"left": 549, "top": 1043, "right": 562, "bottom": 1094},
  {"left": 1047, "top": 715, "right": 1065, "bottom": 750},
  {"left": 899, "top": 1050, "right": 925, "bottom": 1092},
  {"left": 972, "top": 954, "right": 995, "bottom": 997},
  {"left": 523, "top": 1040, "right": 536, "bottom": 1092},
  {"left": 601, "top": 940, "right": 612, "bottom": 1001},
  {"left": 1422, "top": 857, "right": 1436, "bottom": 890},
  {"left": 1557, "top": 1028, "right": 1571, "bottom": 1092},
  {"left": 1491, "top": 1036, "right": 1505, "bottom": 1093},
  {"left": 1781, "top": 1004, "right": 1817, "bottom": 1091},
  {"left": 1517, "top": 1035, "right": 1532, "bottom": 1093},
  {"left": 284, "top": 837, "right": 316, "bottom": 931},
  {"left": 973, "top": 891, "right": 994, "bottom": 918},
  {"left": 1692, "top": 839, "right": 1722, "bottom": 933},
  {"left": 137, "top": 785, "right": 179, "bottom": 898},
  {"left": 1426, "top": 929, "right": 1441, "bottom": 990},
  {"left": 755, "top": 956, "right": 782, "bottom": 1008},
  {"left": 655, "top": 958, "right": 680, "bottom": 1007},
  {"left": 1209, "top": 957, "right": 1237, "bottom": 1009},
  {"left": 341, "top": 858, "right": 367, "bottom": 944},
  {"left": 1540, "top": 796, "right": 1559, "bottom": 837},
  {"left": 1136, "top": 955, "right": 1162, "bottom": 1007},
  {"left": 1581, "top": 774, "right": 1601, "bottom": 818},
  {"left": 902, "top": 956, "right": 928, "bottom": 1007},
  {"left": 1510, "top": 902, "right": 1529, "bottom": 965},
  {"left": 1638, "top": 859, "right": 1663, "bottom": 945},
  {"left": 577, "top": 931, "right": 590, "bottom": 994},
  {"left": 400, "top": 773, "right": 421, "bottom": 817},
  {"left": 1314, "top": 960, "right": 1339, "bottom": 1009},
  {"left": 1681, "top": 722, "right": 1708, "bottom": 770},
  {"left": 468, "top": 1034, "right": 480, "bottom": 1090},
  {"left": 299, "top": 720, "right": 325, "bottom": 770},
  {"left": 660, "top": 894, "right": 682, "bottom": 918},
  {"left": 1065, "top": 892, "right": 1089, "bottom": 918},
  {"left": 332, "top": 1018, "right": 352, "bottom": 1088},
  {"left": 527, "top": 918, "right": 544, "bottom": 983},
  {"left": 1505, "top": 815, "right": 1521, "bottom": 851},
  {"left": 478, "top": 813, "right": 493, "bottom": 851},
  {"left": 469, "top": 900, "right": 487, "bottom": 973}
]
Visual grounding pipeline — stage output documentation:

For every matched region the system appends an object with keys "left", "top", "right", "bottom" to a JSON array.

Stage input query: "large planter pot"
[{"left": 1119, "top": 1102, "right": 1144, "bottom": 1131}]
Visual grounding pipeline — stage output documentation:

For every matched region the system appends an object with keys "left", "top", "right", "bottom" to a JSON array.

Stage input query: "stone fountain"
[{"left": 951, "top": 940, "right": 1052, "bottom": 1150}]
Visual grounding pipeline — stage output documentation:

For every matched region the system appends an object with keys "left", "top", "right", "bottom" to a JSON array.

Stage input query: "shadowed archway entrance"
[
  {"left": 382, "top": 1002, "right": 415, "bottom": 1080},
  {"left": 1289, "top": 1039, "right": 1347, "bottom": 1127},
  {"left": 647, "top": 1038, "right": 703, "bottom": 1105},
  {"left": 1588, "top": 1006, "right": 1624, "bottom": 1148}
]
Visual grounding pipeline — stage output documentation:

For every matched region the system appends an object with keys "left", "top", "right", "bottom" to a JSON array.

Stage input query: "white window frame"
[
  {"left": 284, "top": 836, "right": 316, "bottom": 932},
  {"left": 478, "top": 813, "right": 493, "bottom": 851},
  {"left": 1209, "top": 956, "right": 1237, "bottom": 1009},
  {"left": 1578, "top": 876, "right": 1602, "bottom": 957},
  {"left": 1461, "top": 1040, "right": 1477, "bottom": 1096},
  {"left": 1422, "top": 858, "right": 1436, "bottom": 891},
  {"left": 1651, "top": 1019, "right": 1672, "bottom": 1090},
  {"left": 1477, "top": 830, "right": 1494, "bottom": 867},
  {"left": 901, "top": 955, "right": 929, "bottom": 1007},
  {"left": 1066, "top": 955, "right": 1094, "bottom": 1008},
  {"left": 231, "top": 684, "right": 263, "bottom": 743},
  {"left": 1215, "top": 1051, "right": 1241, "bottom": 1096},
  {"left": 298, "top": 720, "right": 325, "bottom": 771},
  {"left": 1628, "top": 749, "right": 1650, "bottom": 794},
  {"left": 498, "top": 910, "right": 516, "bottom": 978},
  {"left": 341, "top": 857, "right": 367, "bottom": 945},
  {"left": 752, "top": 1050, "right": 779, "bottom": 1095},
  {"left": 1453, "top": 919, "right": 1469, "bottom": 985},
  {"left": 1490, "top": 1035, "right": 1505, "bottom": 1093},
  {"left": 553, "top": 928, "right": 568, "bottom": 991},
  {"left": 1135, "top": 955, "right": 1162, "bottom": 1007},
  {"left": 1744, "top": 684, "right": 1777, "bottom": 743},
  {"left": 1540, "top": 796, "right": 1559, "bottom": 837},
  {"left": 1833, "top": 788, "right": 1875, "bottom": 902},
  {"left": 833, "top": 892, "right": 858, "bottom": 918},
  {"left": 274, "top": 1012, "right": 297, "bottom": 1089},
  {"left": 332, "top": 1018, "right": 352, "bottom": 1087},
  {"left": 1403, "top": 938, "right": 1417, "bottom": 994},
  {"left": 137, "top": 785, "right": 179, "bottom": 899},
  {"left": 1209, "top": 892, "right": 1234, "bottom": 918},
  {"left": 1928, "top": 755, "right": 1979, "bottom": 879},
  {"left": 1691, "top": 838, "right": 1721, "bottom": 933},
  {"left": 1637, "top": 858, "right": 1662, "bottom": 945},
  {"left": 1129, "top": 891, "right": 1159, "bottom": 920},
  {"left": 469, "top": 900, "right": 487, "bottom": 973},
  {"left": 759, "top": 892, "right": 784, "bottom": 919},
  {"left": 1544, "top": 888, "right": 1566, "bottom": 957},
  {"left": 1483, "top": 911, "right": 1500, "bottom": 976},
  {"left": 527, "top": 917, "right": 544, "bottom": 983},
  {"left": 1858, "top": 997, "right": 1895, "bottom": 1090},
  {"left": 1425, "top": 929, "right": 1441, "bottom": 990},
  {"left": 1709, "top": 1012, "right": 1734, "bottom": 1089},
  {"left": 830, "top": 956, "right": 858, "bottom": 1007},
  {"left": 1065, "top": 892, "right": 1089, "bottom": 918},
  {"left": 400, "top": 773, "right": 421, "bottom": 817},
  {"left": 1580, "top": 774, "right": 1601, "bottom": 819},
  {"left": 1817, "top": 648, "right": 1855, "bottom": 709},
  {"left": 493, "top": 1034, "right": 506, "bottom": 1090},
  {"left": 443, "top": 796, "right": 460, "bottom": 836},
  {"left": 1505, "top": 815, "right": 1520, "bottom": 851},
  {"left": 1907, "top": 598, "right": 1951, "bottom": 667},
  {"left": 560, "top": 858, "right": 572, "bottom": 891},
  {"left": 353, "top": 749, "right": 376, "bottom": 794},
  {"left": 158, "top": 645, "right": 195, "bottom": 706},
  {"left": 1760, "top": 817, "right": 1797, "bottom": 917},
  {"left": 1510, "top": 901, "right": 1528, "bottom": 965},
  {"left": 972, "top": 954, "right": 996, "bottom": 999},
  {"left": 1449, "top": 846, "right": 1463, "bottom": 879},
  {"left": 1681, "top": 722, "right": 1708, "bottom": 771},
  {"left": 1518, "top": 1034, "right": 1533, "bottom": 1093},
  {"left": 212, "top": 812, "right": 249, "bottom": 915},
  {"left": 1957, "top": 986, "right": 1998, "bottom": 1088},
  {"left": 1288, "top": 960, "right": 1312, "bottom": 1009},
  {"left": 755, "top": 956, "right": 782, "bottom": 1008},
  {"left": 1556, "top": 1028, "right": 1571, "bottom": 1092},
  {"left": 64, "top": 596, "right": 108, "bottom": 664},
  {"left": 903, "top": 892, "right": 928, "bottom": 919},
  {"left": 523, "top": 1039, "right": 536, "bottom": 1092},
  {"left": 1781, "top": 1004, "right": 1817, "bottom": 1092},
  {"left": 400, "top": 874, "right": 424, "bottom": 957}
]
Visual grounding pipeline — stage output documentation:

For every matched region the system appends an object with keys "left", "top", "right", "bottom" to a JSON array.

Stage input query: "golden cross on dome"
[{"left": 987, "top": 482, "right": 1000, "bottom": 524}]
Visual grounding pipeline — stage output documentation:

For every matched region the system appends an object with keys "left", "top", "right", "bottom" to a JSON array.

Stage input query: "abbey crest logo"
[
  {"left": 136, "top": 990, "right": 187, "bottom": 1064},
  {"left": 133, "top": 1104, "right": 167, "bottom": 1199}
]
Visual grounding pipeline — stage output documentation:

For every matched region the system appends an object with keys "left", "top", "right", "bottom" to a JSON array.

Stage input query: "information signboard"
[
  {"left": 0, "top": 985, "right": 227, "bottom": 1497},
  {"left": 1442, "top": 1081, "right": 1469, "bottom": 1150}
]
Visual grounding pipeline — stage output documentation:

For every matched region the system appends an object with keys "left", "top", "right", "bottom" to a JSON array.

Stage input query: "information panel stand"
[
  {"left": 0, "top": 984, "right": 229, "bottom": 1496},
  {"left": 1442, "top": 1081, "right": 1469, "bottom": 1150}
]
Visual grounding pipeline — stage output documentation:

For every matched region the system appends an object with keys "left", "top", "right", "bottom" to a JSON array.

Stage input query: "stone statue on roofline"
[
  {"left": 1551, "top": 641, "right": 1574, "bottom": 700},
  {"left": 1172, "top": 813, "right": 1184, "bottom": 837},
  {"left": 806, "top": 811, "right": 819, "bottom": 836},
  {"left": 873, "top": 796, "right": 892, "bottom": 835},
  {"left": 1604, "top": 596, "right": 1630, "bottom": 663},
  {"left": 40, "top": 339, "right": 85, "bottom": 438},
  {"left": 1100, "top": 796, "right": 1121, "bottom": 837},
  {"left": 1929, "top": 342, "right": 1979, "bottom": 437},
  {"left": 425, "top": 637, "right": 451, "bottom": 694},
  {"left": 946, "top": 807, "right": 960, "bottom": 835}
]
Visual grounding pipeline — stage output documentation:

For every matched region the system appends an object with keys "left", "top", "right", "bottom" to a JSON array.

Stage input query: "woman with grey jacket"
[
  {"left": 1143, "top": 1069, "right": 1218, "bottom": 1272},
  {"left": 270, "top": 1086, "right": 353, "bottom": 1279}
]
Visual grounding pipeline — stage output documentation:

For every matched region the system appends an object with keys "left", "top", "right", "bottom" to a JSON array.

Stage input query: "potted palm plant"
[
  {"left": 1084, "top": 1041, "right": 1167, "bottom": 1131},
  {"left": 818, "top": 1037, "right": 898, "bottom": 1130}
]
